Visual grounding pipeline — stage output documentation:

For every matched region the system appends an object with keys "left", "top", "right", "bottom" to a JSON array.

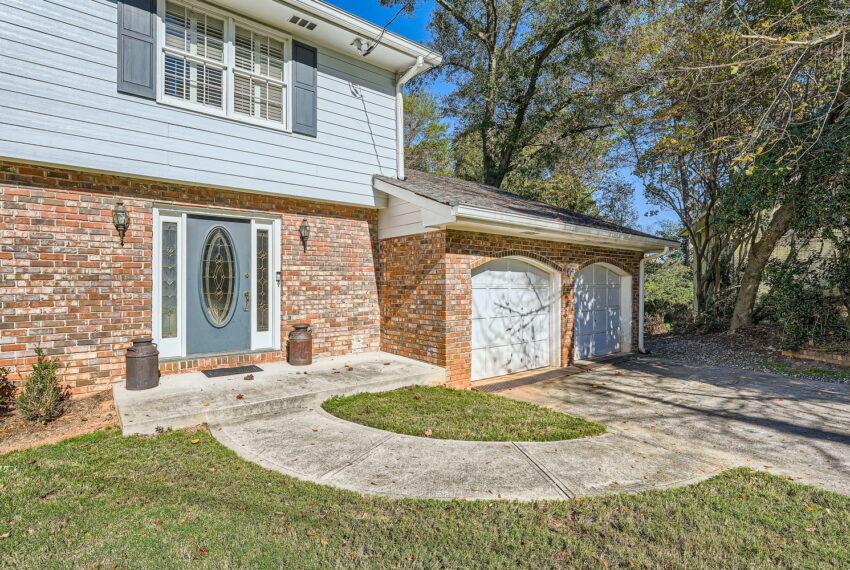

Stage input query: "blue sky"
[{"left": 332, "top": 1, "right": 672, "bottom": 229}]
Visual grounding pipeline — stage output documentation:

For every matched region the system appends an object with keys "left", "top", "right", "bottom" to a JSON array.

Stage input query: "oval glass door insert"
[{"left": 201, "top": 227, "right": 236, "bottom": 326}]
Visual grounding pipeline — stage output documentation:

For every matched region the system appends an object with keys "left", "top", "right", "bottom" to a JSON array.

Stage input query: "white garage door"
[
  {"left": 574, "top": 264, "right": 622, "bottom": 360},
  {"left": 471, "top": 259, "right": 551, "bottom": 381}
]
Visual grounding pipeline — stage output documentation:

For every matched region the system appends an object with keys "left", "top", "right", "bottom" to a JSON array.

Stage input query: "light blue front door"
[{"left": 186, "top": 215, "right": 251, "bottom": 355}]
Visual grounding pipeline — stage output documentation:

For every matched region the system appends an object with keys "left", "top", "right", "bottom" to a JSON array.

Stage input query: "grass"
[
  {"left": 322, "top": 386, "right": 606, "bottom": 441},
  {"left": 758, "top": 359, "right": 850, "bottom": 382},
  {"left": 1, "top": 429, "right": 849, "bottom": 568}
]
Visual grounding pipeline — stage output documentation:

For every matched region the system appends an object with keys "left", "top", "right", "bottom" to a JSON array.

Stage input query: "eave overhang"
[
  {"left": 374, "top": 177, "right": 680, "bottom": 253},
  {"left": 208, "top": 0, "right": 442, "bottom": 73}
]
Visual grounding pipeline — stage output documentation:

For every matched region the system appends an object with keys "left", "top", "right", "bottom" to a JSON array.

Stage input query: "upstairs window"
[
  {"left": 159, "top": 1, "right": 290, "bottom": 129},
  {"left": 234, "top": 27, "right": 286, "bottom": 123}
]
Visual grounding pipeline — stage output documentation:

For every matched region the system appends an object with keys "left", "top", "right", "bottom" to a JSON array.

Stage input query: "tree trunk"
[{"left": 729, "top": 202, "right": 795, "bottom": 331}]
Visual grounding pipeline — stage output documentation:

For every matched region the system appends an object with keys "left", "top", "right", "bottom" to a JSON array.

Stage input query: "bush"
[
  {"left": 0, "top": 367, "right": 15, "bottom": 413},
  {"left": 644, "top": 258, "right": 694, "bottom": 331},
  {"left": 761, "top": 259, "right": 849, "bottom": 350},
  {"left": 16, "top": 348, "right": 68, "bottom": 423}
]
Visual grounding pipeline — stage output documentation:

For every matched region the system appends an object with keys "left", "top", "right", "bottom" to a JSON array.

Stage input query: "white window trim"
[
  {"left": 156, "top": 0, "right": 293, "bottom": 132},
  {"left": 152, "top": 206, "right": 282, "bottom": 359}
]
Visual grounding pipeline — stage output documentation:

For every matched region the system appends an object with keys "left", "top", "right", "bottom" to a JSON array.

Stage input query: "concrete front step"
[{"left": 114, "top": 352, "right": 445, "bottom": 435}]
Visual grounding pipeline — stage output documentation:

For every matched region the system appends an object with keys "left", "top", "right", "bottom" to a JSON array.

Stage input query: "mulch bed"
[
  {"left": 646, "top": 326, "right": 850, "bottom": 384},
  {"left": 0, "top": 390, "right": 118, "bottom": 455}
]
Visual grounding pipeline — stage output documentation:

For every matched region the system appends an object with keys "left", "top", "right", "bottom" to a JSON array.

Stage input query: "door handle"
[{"left": 244, "top": 290, "right": 250, "bottom": 312}]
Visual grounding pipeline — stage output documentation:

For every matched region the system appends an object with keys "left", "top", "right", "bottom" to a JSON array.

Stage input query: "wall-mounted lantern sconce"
[
  {"left": 112, "top": 201, "right": 130, "bottom": 246},
  {"left": 298, "top": 218, "right": 310, "bottom": 251}
]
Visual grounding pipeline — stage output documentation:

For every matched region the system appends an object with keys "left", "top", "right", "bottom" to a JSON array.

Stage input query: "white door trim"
[{"left": 152, "top": 206, "right": 281, "bottom": 358}]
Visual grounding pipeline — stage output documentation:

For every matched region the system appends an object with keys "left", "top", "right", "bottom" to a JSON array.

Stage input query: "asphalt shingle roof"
[{"left": 375, "top": 170, "right": 663, "bottom": 241}]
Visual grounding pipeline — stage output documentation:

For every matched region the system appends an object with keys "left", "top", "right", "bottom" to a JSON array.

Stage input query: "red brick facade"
[
  {"left": 0, "top": 160, "right": 380, "bottom": 396},
  {"left": 2, "top": 159, "right": 646, "bottom": 395},
  {"left": 379, "top": 229, "right": 643, "bottom": 388}
]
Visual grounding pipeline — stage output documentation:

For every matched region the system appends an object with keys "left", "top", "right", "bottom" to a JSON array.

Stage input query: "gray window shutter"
[
  {"left": 117, "top": 0, "right": 157, "bottom": 99},
  {"left": 292, "top": 41, "right": 318, "bottom": 137}
]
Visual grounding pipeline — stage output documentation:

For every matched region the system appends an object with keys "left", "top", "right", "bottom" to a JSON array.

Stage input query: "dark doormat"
[{"left": 201, "top": 365, "right": 263, "bottom": 378}]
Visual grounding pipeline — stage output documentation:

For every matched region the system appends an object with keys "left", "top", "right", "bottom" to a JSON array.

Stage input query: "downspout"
[
  {"left": 638, "top": 247, "right": 670, "bottom": 354},
  {"left": 395, "top": 56, "right": 425, "bottom": 180}
]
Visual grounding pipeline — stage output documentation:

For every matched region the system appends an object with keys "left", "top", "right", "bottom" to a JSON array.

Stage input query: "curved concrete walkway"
[{"left": 211, "top": 405, "right": 723, "bottom": 501}]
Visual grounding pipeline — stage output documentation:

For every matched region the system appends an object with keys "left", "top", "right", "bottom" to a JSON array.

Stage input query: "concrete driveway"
[{"left": 502, "top": 357, "right": 850, "bottom": 496}]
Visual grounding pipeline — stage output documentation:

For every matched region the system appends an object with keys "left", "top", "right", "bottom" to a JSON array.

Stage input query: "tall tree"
[
  {"left": 403, "top": 89, "right": 452, "bottom": 174},
  {"left": 383, "top": 0, "right": 631, "bottom": 188},
  {"left": 630, "top": 0, "right": 850, "bottom": 327}
]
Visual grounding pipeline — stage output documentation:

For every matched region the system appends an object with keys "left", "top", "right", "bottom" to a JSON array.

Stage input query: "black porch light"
[
  {"left": 298, "top": 218, "right": 311, "bottom": 251},
  {"left": 112, "top": 201, "right": 130, "bottom": 246}
]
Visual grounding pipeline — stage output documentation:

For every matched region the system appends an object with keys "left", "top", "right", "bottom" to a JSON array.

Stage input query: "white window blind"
[
  {"left": 163, "top": 2, "right": 225, "bottom": 109},
  {"left": 160, "top": 2, "right": 289, "bottom": 127},
  {"left": 234, "top": 27, "right": 285, "bottom": 123}
]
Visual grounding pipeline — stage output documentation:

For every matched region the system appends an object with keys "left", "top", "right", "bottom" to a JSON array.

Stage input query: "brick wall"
[
  {"left": 0, "top": 160, "right": 379, "bottom": 396},
  {"left": 378, "top": 231, "right": 447, "bottom": 366},
  {"left": 379, "top": 229, "right": 643, "bottom": 388}
]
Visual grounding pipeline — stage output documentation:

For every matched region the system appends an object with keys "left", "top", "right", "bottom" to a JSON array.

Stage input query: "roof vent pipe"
[{"left": 395, "top": 55, "right": 425, "bottom": 180}]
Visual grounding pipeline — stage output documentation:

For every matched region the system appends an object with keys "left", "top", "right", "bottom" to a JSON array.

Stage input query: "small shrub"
[
  {"left": 16, "top": 348, "right": 68, "bottom": 423},
  {"left": 644, "top": 258, "right": 694, "bottom": 332},
  {"left": 761, "top": 259, "right": 848, "bottom": 350},
  {"left": 0, "top": 367, "right": 15, "bottom": 413}
]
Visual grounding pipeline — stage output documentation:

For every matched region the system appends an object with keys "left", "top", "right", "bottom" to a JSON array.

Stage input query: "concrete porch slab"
[{"left": 114, "top": 352, "right": 445, "bottom": 435}]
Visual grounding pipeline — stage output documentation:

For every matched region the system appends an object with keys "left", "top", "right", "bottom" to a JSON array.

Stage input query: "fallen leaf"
[
  {"left": 199, "top": 548, "right": 208, "bottom": 556},
  {"left": 320, "top": 539, "right": 328, "bottom": 545},
  {"left": 26, "top": 459, "right": 36, "bottom": 465},
  {"left": 590, "top": 385, "right": 599, "bottom": 388},
  {"left": 203, "top": 403, "right": 212, "bottom": 407},
  {"left": 80, "top": 417, "right": 88, "bottom": 422},
  {"left": 423, "top": 429, "right": 433, "bottom": 437},
  {"left": 805, "top": 506, "right": 814, "bottom": 511},
  {"left": 414, "top": 395, "right": 422, "bottom": 400},
  {"left": 244, "top": 374, "right": 254, "bottom": 381},
  {"left": 235, "top": 394, "right": 244, "bottom": 400},
  {"left": 191, "top": 438, "right": 200, "bottom": 445},
  {"left": 739, "top": 494, "right": 747, "bottom": 500}
]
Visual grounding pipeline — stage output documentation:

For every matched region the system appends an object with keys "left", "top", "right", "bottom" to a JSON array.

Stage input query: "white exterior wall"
[
  {"left": 377, "top": 194, "right": 440, "bottom": 239},
  {"left": 0, "top": 0, "right": 398, "bottom": 207}
]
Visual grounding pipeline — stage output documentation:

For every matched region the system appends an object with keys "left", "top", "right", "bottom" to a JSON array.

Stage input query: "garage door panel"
[
  {"left": 608, "top": 308, "right": 621, "bottom": 330},
  {"left": 608, "top": 286, "right": 620, "bottom": 306},
  {"left": 575, "top": 264, "right": 623, "bottom": 360},
  {"left": 575, "top": 307, "right": 592, "bottom": 333},
  {"left": 592, "top": 286, "right": 608, "bottom": 309},
  {"left": 526, "top": 313, "right": 549, "bottom": 341},
  {"left": 472, "top": 259, "right": 552, "bottom": 380}
]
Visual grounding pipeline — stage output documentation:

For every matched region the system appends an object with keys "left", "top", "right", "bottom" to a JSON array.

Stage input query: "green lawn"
[
  {"left": 0, "top": 430, "right": 848, "bottom": 568},
  {"left": 322, "top": 386, "right": 606, "bottom": 441}
]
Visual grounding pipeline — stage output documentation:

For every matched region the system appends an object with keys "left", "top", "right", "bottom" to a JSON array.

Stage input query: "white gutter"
[
  {"left": 395, "top": 56, "right": 426, "bottom": 180},
  {"left": 638, "top": 247, "right": 671, "bottom": 353}
]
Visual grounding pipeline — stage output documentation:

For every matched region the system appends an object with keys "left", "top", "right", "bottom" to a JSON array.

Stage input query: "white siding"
[
  {"left": 0, "top": 0, "right": 398, "bottom": 207},
  {"left": 377, "top": 194, "right": 439, "bottom": 239}
]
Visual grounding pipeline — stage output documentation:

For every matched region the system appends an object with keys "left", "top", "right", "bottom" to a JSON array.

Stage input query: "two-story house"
[{"left": 0, "top": 0, "right": 677, "bottom": 396}]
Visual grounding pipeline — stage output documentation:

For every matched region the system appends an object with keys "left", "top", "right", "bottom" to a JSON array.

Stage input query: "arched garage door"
[
  {"left": 574, "top": 264, "right": 625, "bottom": 360},
  {"left": 471, "top": 259, "right": 552, "bottom": 380}
]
